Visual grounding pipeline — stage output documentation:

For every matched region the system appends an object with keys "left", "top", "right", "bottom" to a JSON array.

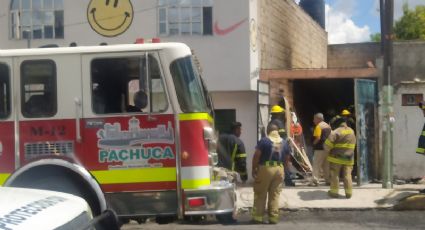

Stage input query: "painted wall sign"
[
  {"left": 214, "top": 18, "right": 247, "bottom": 36},
  {"left": 87, "top": 0, "right": 134, "bottom": 37}
]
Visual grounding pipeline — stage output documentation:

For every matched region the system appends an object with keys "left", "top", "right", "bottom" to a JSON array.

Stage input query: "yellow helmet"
[
  {"left": 341, "top": 109, "right": 351, "bottom": 116},
  {"left": 271, "top": 105, "right": 285, "bottom": 113}
]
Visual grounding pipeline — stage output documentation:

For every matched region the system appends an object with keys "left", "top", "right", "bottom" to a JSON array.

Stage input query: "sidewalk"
[{"left": 236, "top": 183, "right": 424, "bottom": 211}]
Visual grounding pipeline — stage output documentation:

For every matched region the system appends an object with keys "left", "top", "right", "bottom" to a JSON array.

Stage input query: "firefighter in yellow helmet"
[
  {"left": 269, "top": 105, "right": 286, "bottom": 139},
  {"left": 268, "top": 105, "right": 295, "bottom": 186},
  {"left": 324, "top": 117, "right": 357, "bottom": 199},
  {"left": 251, "top": 124, "right": 291, "bottom": 224}
]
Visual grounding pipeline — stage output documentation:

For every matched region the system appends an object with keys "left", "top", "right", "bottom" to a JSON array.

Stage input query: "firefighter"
[
  {"left": 268, "top": 105, "right": 294, "bottom": 186},
  {"left": 330, "top": 109, "right": 356, "bottom": 130},
  {"left": 217, "top": 122, "right": 248, "bottom": 182},
  {"left": 324, "top": 117, "right": 357, "bottom": 199},
  {"left": 269, "top": 105, "right": 287, "bottom": 139},
  {"left": 251, "top": 124, "right": 291, "bottom": 224},
  {"left": 341, "top": 109, "right": 356, "bottom": 130}
]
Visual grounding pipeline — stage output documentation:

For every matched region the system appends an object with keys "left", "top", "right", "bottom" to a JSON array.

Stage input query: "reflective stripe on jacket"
[{"left": 325, "top": 125, "right": 356, "bottom": 166}]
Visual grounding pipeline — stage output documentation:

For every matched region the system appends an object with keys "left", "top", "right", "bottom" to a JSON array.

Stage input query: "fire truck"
[{"left": 0, "top": 42, "right": 235, "bottom": 223}]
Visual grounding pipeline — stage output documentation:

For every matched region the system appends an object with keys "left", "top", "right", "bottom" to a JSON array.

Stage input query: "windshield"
[{"left": 170, "top": 56, "right": 211, "bottom": 113}]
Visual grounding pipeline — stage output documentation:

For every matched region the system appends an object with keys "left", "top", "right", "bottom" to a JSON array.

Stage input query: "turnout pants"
[
  {"left": 312, "top": 150, "right": 330, "bottom": 184},
  {"left": 252, "top": 165, "right": 284, "bottom": 223},
  {"left": 417, "top": 123, "right": 425, "bottom": 155},
  {"left": 329, "top": 163, "right": 353, "bottom": 198}
]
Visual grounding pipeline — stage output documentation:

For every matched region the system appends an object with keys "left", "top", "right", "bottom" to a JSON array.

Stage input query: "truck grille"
[{"left": 24, "top": 141, "right": 74, "bottom": 159}]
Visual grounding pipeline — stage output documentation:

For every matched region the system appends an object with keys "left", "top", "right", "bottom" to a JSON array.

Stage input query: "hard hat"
[
  {"left": 341, "top": 109, "right": 351, "bottom": 116},
  {"left": 271, "top": 105, "right": 285, "bottom": 113}
]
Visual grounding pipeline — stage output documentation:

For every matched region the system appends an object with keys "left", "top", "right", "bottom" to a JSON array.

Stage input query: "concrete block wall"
[
  {"left": 328, "top": 42, "right": 381, "bottom": 68},
  {"left": 257, "top": 0, "right": 327, "bottom": 106},
  {"left": 393, "top": 41, "right": 425, "bottom": 83}
]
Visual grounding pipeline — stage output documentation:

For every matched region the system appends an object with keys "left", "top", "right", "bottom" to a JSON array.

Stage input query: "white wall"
[
  {"left": 0, "top": 0, "right": 254, "bottom": 92},
  {"left": 211, "top": 91, "right": 258, "bottom": 181},
  {"left": 393, "top": 83, "right": 425, "bottom": 179}
]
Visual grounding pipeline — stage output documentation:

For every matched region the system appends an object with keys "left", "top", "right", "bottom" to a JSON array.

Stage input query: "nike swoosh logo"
[{"left": 214, "top": 18, "right": 248, "bottom": 36}]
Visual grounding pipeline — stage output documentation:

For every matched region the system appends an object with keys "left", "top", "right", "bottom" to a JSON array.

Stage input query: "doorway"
[
  {"left": 292, "top": 78, "right": 378, "bottom": 184},
  {"left": 293, "top": 78, "right": 355, "bottom": 144}
]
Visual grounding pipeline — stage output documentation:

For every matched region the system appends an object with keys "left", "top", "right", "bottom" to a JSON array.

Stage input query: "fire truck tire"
[
  {"left": 216, "top": 213, "right": 237, "bottom": 224},
  {"left": 7, "top": 167, "right": 102, "bottom": 216}
]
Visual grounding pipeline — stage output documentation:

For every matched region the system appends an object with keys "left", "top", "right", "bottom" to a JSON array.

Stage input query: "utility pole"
[{"left": 381, "top": 0, "right": 394, "bottom": 189}]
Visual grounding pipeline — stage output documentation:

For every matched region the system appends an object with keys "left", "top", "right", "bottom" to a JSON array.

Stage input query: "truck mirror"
[{"left": 134, "top": 90, "right": 148, "bottom": 110}]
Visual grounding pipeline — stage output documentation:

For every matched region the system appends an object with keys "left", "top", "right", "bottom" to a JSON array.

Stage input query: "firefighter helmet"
[
  {"left": 341, "top": 109, "right": 351, "bottom": 116},
  {"left": 271, "top": 105, "right": 285, "bottom": 113}
]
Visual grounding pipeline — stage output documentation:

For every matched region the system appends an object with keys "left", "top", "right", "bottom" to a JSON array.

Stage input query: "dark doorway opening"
[{"left": 293, "top": 78, "right": 355, "bottom": 153}]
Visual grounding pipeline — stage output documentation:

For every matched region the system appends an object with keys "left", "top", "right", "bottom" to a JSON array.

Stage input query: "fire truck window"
[
  {"left": 91, "top": 54, "right": 167, "bottom": 114},
  {"left": 170, "top": 56, "right": 208, "bottom": 113},
  {"left": 0, "top": 64, "right": 11, "bottom": 119},
  {"left": 21, "top": 60, "right": 57, "bottom": 118}
]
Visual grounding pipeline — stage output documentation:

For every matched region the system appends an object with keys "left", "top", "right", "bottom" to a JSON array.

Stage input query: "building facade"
[{"left": 0, "top": 0, "right": 327, "bottom": 181}]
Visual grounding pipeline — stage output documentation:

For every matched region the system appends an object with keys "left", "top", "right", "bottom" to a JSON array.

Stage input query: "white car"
[{"left": 0, "top": 187, "right": 104, "bottom": 230}]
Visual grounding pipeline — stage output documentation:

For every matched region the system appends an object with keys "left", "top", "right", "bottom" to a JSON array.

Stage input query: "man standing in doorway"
[
  {"left": 309, "top": 113, "right": 332, "bottom": 186},
  {"left": 325, "top": 117, "right": 356, "bottom": 198},
  {"left": 251, "top": 124, "right": 291, "bottom": 224},
  {"left": 217, "top": 122, "right": 248, "bottom": 182}
]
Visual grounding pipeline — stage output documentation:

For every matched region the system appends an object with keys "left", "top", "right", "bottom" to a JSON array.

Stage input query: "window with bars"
[
  {"left": 10, "top": 0, "right": 64, "bottom": 39},
  {"left": 158, "top": 0, "right": 213, "bottom": 36}
]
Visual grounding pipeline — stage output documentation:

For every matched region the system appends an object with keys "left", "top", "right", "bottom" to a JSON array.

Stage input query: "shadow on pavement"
[{"left": 297, "top": 190, "right": 331, "bottom": 201}]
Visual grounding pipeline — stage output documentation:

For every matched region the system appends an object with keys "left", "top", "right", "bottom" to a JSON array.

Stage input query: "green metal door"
[{"left": 355, "top": 79, "right": 378, "bottom": 185}]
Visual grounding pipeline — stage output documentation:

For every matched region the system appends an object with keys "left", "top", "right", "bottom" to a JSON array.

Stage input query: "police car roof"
[
  {"left": 0, "top": 187, "right": 90, "bottom": 230},
  {"left": 0, "top": 42, "right": 190, "bottom": 57}
]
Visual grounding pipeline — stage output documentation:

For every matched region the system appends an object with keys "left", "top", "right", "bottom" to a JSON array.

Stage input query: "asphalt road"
[{"left": 122, "top": 210, "right": 425, "bottom": 229}]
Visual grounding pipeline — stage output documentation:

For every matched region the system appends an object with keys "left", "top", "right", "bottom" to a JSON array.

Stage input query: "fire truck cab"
[{"left": 0, "top": 43, "right": 235, "bottom": 222}]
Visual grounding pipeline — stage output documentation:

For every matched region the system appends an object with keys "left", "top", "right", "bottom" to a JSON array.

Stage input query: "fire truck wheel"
[{"left": 216, "top": 213, "right": 237, "bottom": 224}]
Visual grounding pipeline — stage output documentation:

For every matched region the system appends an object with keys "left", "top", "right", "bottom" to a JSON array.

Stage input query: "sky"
[{"left": 296, "top": 0, "right": 425, "bottom": 44}]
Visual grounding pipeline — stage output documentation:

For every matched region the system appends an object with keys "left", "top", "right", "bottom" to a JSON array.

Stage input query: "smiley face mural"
[{"left": 87, "top": 0, "right": 134, "bottom": 37}]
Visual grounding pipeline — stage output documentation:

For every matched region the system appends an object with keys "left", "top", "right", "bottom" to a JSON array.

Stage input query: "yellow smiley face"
[{"left": 87, "top": 0, "right": 134, "bottom": 37}]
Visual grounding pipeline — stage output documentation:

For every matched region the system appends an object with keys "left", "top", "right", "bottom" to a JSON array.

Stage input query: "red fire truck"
[{"left": 0, "top": 42, "right": 235, "bottom": 223}]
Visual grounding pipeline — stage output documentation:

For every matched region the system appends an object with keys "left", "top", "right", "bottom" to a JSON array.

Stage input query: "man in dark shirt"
[
  {"left": 252, "top": 124, "right": 291, "bottom": 224},
  {"left": 217, "top": 122, "right": 248, "bottom": 182}
]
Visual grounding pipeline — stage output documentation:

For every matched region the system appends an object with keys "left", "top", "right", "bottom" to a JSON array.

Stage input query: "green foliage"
[
  {"left": 370, "top": 33, "right": 381, "bottom": 42},
  {"left": 394, "top": 3, "right": 425, "bottom": 40}
]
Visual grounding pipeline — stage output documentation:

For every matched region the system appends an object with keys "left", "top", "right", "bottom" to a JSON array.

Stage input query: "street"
[{"left": 122, "top": 210, "right": 425, "bottom": 229}]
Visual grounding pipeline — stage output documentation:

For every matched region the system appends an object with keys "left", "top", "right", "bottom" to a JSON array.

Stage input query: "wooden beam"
[{"left": 260, "top": 68, "right": 379, "bottom": 81}]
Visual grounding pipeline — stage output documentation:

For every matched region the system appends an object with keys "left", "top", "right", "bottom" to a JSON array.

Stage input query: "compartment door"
[{"left": 0, "top": 59, "right": 14, "bottom": 185}]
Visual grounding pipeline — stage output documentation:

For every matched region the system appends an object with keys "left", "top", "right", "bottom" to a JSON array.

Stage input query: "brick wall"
[
  {"left": 328, "top": 42, "right": 381, "bottom": 68},
  {"left": 257, "top": 0, "right": 327, "bottom": 106}
]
